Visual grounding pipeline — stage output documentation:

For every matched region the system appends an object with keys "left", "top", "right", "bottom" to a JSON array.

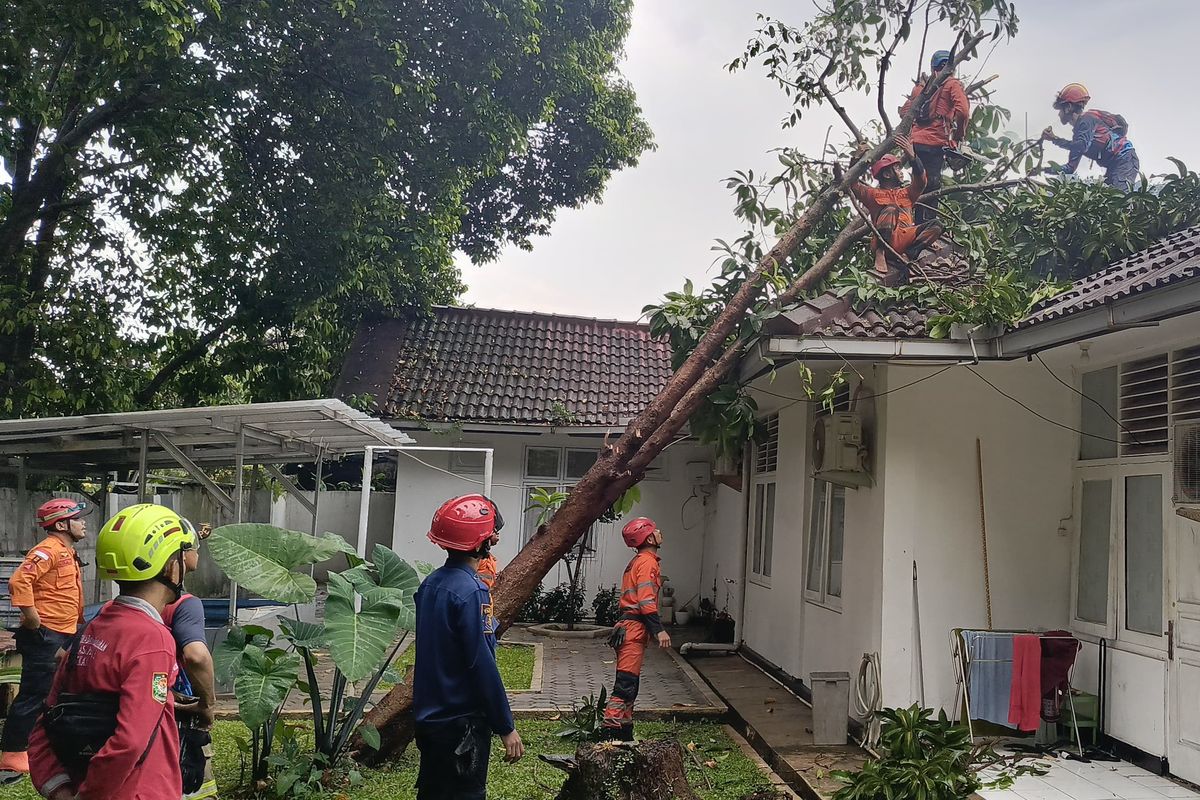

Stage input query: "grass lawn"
[
  {"left": 5, "top": 719, "right": 777, "bottom": 800},
  {"left": 391, "top": 641, "right": 536, "bottom": 691}
]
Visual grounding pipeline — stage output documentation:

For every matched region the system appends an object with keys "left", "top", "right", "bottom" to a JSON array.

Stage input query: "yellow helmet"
[{"left": 96, "top": 503, "right": 197, "bottom": 582}]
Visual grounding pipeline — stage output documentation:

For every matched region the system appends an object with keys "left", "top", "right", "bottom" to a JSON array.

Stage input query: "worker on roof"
[
  {"left": 900, "top": 49, "right": 971, "bottom": 223},
  {"left": 413, "top": 494, "right": 523, "bottom": 799},
  {"left": 28, "top": 503, "right": 197, "bottom": 800},
  {"left": 1042, "top": 83, "right": 1140, "bottom": 192},
  {"left": 846, "top": 134, "right": 944, "bottom": 286},
  {"left": 601, "top": 516, "right": 671, "bottom": 742},
  {"left": 0, "top": 499, "right": 90, "bottom": 784},
  {"left": 475, "top": 528, "right": 502, "bottom": 593}
]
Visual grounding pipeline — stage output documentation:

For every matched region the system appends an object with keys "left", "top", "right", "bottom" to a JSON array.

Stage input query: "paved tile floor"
[{"left": 979, "top": 755, "right": 1200, "bottom": 800}]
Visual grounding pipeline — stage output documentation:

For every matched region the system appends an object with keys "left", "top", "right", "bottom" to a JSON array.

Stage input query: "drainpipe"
[{"left": 681, "top": 447, "right": 751, "bottom": 657}]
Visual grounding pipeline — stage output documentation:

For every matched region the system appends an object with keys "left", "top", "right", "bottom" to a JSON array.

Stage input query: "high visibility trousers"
[{"left": 603, "top": 621, "right": 646, "bottom": 739}]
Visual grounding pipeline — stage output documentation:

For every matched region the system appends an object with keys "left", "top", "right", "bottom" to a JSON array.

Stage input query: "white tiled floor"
[{"left": 978, "top": 755, "right": 1200, "bottom": 800}]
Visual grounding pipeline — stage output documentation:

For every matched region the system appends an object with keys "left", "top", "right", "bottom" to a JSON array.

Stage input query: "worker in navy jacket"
[{"left": 413, "top": 495, "right": 523, "bottom": 799}]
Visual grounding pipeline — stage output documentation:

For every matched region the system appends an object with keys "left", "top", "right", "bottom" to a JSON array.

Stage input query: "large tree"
[
  {"left": 357, "top": 0, "right": 1027, "bottom": 761},
  {"left": 0, "top": 0, "right": 652, "bottom": 416}
]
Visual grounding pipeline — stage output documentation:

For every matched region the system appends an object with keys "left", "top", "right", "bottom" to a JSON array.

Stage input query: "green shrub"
[
  {"left": 591, "top": 585, "right": 620, "bottom": 626},
  {"left": 542, "top": 582, "right": 585, "bottom": 625}
]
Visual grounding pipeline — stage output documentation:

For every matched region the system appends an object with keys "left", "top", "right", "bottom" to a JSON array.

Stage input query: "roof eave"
[
  {"left": 763, "top": 335, "right": 1001, "bottom": 361},
  {"left": 1002, "top": 274, "right": 1200, "bottom": 356}
]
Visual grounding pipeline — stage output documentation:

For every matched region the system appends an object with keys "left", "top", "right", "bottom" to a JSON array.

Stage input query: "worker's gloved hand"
[
  {"left": 1040, "top": 126, "right": 1055, "bottom": 141},
  {"left": 656, "top": 631, "right": 672, "bottom": 650},
  {"left": 501, "top": 729, "right": 524, "bottom": 763}
]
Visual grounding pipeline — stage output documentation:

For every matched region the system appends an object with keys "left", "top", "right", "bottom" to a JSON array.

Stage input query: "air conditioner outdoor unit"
[
  {"left": 812, "top": 412, "right": 870, "bottom": 487},
  {"left": 1176, "top": 423, "right": 1200, "bottom": 504}
]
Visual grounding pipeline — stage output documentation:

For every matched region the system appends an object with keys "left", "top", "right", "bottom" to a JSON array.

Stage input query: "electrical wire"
[
  {"left": 392, "top": 449, "right": 526, "bottom": 489},
  {"left": 966, "top": 366, "right": 1126, "bottom": 444},
  {"left": 854, "top": 652, "right": 883, "bottom": 752},
  {"left": 1033, "top": 352, "right": 1143, "bottom": 447},
  {"left": 747, "top": 362, "right": 959, "bottom": 408}
]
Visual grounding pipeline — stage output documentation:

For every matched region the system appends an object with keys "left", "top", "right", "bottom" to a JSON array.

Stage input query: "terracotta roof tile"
[{"left": 335, "top": 307, "right": 672, "bottom": 426}]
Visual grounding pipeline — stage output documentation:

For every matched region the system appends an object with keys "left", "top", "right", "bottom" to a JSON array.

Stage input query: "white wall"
[
  {"left": 699, "top": 483, "right": 747, "bottom": 629},
  {"left": 880, "top": 361, "right": 1075, "bottom": 711},
  {"left": 384, "top": 430, "right": 713, "bottom": 607}
]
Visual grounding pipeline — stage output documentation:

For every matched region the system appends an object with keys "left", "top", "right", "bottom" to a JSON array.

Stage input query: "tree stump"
[{"left": 549, "top": 740, "right": 700, "bottom": 800}]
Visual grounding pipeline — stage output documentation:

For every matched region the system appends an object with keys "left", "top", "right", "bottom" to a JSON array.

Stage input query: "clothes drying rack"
[{"left": 949, "top": 628, "right": 1085, "bottom": 757}]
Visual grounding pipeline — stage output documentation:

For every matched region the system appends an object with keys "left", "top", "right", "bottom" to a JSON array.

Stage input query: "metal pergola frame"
[{"left": 0, "top": 400, "right": 421, "bottom": 624}]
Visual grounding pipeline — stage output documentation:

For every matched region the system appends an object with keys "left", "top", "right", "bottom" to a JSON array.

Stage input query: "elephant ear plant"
[
  {"left": 208, "top": 523, "right": 419, "bottom": 792},
  {"left": 832, "top": 705, "right": 1046, "bottom": 800}
]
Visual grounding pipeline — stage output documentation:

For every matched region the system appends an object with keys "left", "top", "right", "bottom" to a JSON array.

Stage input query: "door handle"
[{"left": 1168, "top": 620, "right": 1175, "bottom": 660}]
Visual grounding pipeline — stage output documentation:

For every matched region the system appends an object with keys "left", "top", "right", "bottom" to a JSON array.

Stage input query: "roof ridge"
[{"left": 430, "top": 304, "right": 651, "bottom": 330}]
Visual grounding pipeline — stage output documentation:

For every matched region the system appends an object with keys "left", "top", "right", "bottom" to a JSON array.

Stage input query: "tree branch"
[
  {"left": 135, "top": 316, "right": 239, "bottom": 405},
  {"left": 878, "top": 0, "right": 919, "bottom": 135},
  {"left": 818, "top": 60, "right": 866, "bottom": 145}
]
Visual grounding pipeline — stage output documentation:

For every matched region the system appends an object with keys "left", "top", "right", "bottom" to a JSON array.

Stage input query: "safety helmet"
[
  {"left": 622, "top": 517, "right": 658, "bottom": 549},
  {"left": 36, "top": 498, "right": 90, "bottom": 529},
  {"left": 871, "top": 154, "right": 902, "bottom": 180},
  {"left": 96, "top": 503, "right": 197, "bottom": 583},
  {"left": 931, "top": 49, "right": 952, "bottom": 69},
  {"left": 1053, "top": 83, "right": 1090, "bottom": 109},
  {"left": 428, "top": 494, "right": 504, "bottom": 552}
]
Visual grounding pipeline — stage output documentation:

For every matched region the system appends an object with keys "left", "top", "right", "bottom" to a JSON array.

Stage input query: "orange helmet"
[
  {"left": 622, "top": 517, "right": 658, "bottom": 549},
  {"left": 871, "top": 154, "right": 902, "bottom": 180},
  {"left": 1053, "top": 83, "right": 1090, "bottom": 109},
  {"left": 427, "top": 495, "right": 503, "bottom": 552}
]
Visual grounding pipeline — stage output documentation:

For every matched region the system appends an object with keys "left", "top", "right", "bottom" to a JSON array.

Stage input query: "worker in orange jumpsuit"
[
  {"left": 0, "top": 499, "right": 90, "bottom": 782},
  {"left": 848, "top": 134, "right": 943, "bottom": 286},
  {"left": 602, "top": 517, "right": 670, "bottom": 741},
  {"left": 475, "top": 530, "right": 502, "bottom": 591},
  {"left": 900, "top": 49, "right": 970, "bottom": 223}
]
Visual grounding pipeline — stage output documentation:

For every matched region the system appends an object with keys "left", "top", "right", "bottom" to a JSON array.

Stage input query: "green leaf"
[
  {"left": 214, "top": 625, "right": 250, "bottom": 685},
  {"left": 324, "top": 572, "right": 407, "bottom": 683},
  {"left": 278, "top": 617, "right": 328, "bottom": 650},
  {"left": 233, "top": 646, "right": 300, "bottom": 729},
  {"left": 357, "top": 723, "right": 381, "bottom": 751},
  {"left": 208, "top": 523, "right": 352, "bottom": 603},
  {"left": 371, "top": 544, "right": 420, "bottom": 595}
]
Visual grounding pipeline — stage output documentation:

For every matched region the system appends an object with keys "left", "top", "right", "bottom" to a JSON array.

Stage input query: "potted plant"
[{"left": 675, "top": 603, "right": 692, "bottom": 626}]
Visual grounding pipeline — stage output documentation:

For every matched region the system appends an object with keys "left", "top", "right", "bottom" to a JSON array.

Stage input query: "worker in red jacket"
[
  {"left": 28, "top": 503, "right": 198, "bottom": 800},
  {"left": 1, "top": 499, "right": 90, "bottom": 782},
  {"left": 602, "top": 517, "right": 671, "bottom": 741},
  {"left": 900, "top": 49, "right": 970, "bottom": 223}
]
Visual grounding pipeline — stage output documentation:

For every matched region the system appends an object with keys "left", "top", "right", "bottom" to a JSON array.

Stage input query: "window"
[
  {"left": 448, "top": 449, "right": 487, "bottom": 475},
  {"left": 1076, "top": 479, "right": 1112, "bottom": 626},
  {"left": 806, "top": 480, "right": 846, "bottom": 607},
  {"left": 1125, "top": 474, "right": 1163, "bottom": 636},
  {"left": 1119, "top": 355, "right": 1169, "bottom": 456},
  {"left": 749, "top": 414, "right": 778, "bottom": 583},
  {"left": 1080, "top": 368, "right": 1119, "bottom": 460},
  {"left": 522, "top": 446, "right": 600, "bottom": 557}
]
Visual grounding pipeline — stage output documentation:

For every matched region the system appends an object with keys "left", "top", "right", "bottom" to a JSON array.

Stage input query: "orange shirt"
[
  {"left": 900, "top": 76, "right": 970, "bottom": 148},
  {"left": 850, "top": 170, "right": 926, "bottom": 230},
  {"left": 8, "top": 534, "right": 84, "bottom": 635},
  {"left": 618, "top": 551, "right": 662, "bottom": 616},
  {"left": 477, "top": 554, "right": 499, "bottom": 590}
]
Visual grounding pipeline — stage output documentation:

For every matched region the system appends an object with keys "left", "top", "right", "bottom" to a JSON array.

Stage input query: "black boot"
[{"left": 619, "top": 724, "right": 635, "bottom": 743}]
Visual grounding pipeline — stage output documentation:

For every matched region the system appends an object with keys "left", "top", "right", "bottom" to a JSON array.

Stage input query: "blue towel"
[{"left": 963, "top": 630, "right": 1013, "bottom": 727}]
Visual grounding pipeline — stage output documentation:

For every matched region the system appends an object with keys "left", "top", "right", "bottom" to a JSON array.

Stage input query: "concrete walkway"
[
  {"left": 685, "top": 651, "right": 867, "bottom": 800},
  {"left": 978, "top": 753, "right": 1200, "bottom": 800}
]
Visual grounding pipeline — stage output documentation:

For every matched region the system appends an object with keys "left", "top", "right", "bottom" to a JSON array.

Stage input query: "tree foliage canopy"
[{"left": 0, "top": 0, "right": 652, "bottom": 416}]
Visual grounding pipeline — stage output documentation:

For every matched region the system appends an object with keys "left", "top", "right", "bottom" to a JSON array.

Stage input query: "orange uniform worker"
[
  {"left": 0, "top": 499, "right": 90, "bottom": 781},
  {"left": 475, "top": 530, "right": 502, "bottom": 591},
  {"left": 899, "top": 49, "right": 970, "bottom": 223},
  {"left": 602, "top": 517, "right": 671, "bottom": 741},
  {"left": 848, "top": 134, "right": 944, "bottom": 286}
]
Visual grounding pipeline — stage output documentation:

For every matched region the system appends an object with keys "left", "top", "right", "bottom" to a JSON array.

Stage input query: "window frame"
[
  {"left": 805, "top": 478, "right": 845, "bottom": 612},
  {"left": 521, "top": 445, "right": 602, "bottom": 559},
  {"left": 747, "top": 414, "right": 779, "bottom": 587},
  {"left": 1070, "top": 462, "right": 1169, "bottom": 651}
]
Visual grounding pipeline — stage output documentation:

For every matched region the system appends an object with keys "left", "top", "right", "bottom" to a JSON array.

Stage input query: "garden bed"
[
  {"left": 390, "top": 641, "right": 538, "bottom": 691},
  {"left": 528, "top": 622, "right": 612, "bottom": 639}
]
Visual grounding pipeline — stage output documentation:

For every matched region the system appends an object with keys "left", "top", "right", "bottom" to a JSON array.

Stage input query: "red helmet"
[
  {"left": 428, "top": 494, "right": 503, "bottom": 552},
  {"left": 871, "top": 154, "right": 902, "bottom": 180},
  {"left": 622, "top": 517, "right": 658, "bottom": 549},
  {"left": 1053, "top": 83, "right": 1090, "bottom": 109},
  {"left": 36, "top": 498, "right": 89, "bottom": 529}
]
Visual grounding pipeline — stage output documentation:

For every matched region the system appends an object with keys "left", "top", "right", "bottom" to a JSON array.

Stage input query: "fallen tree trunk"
[
  {"left": 548, "top": 740, "right": 701, "bottom": 800},
  {"left": 353, "top": 32, "right": 986, "bottom": 763}
]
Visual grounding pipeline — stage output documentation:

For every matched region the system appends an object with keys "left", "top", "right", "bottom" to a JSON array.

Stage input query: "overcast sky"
[{"left": 460, "top": 0, "right": 1200, "bottom": 321}]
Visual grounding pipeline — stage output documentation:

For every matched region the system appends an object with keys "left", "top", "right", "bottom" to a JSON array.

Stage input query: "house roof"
[
  {"left": 335, "top": 306, "right": 673, "bottom": 427},
  {"left": 1018, "top": 225, "right": 1200, "bottom": 328},
  {"left": 766, "top": 249, "right": 971, "bottom": 340}
]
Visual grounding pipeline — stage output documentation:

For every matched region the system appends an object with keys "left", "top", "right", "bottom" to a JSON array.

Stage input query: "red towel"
[{"left": 1009, "top": 635, "right": 1041, "bottom": 732}]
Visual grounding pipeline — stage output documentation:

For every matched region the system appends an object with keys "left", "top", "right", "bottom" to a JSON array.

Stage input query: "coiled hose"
[{"left": 853, "top": 652, "right": 882, "bottom": 752}]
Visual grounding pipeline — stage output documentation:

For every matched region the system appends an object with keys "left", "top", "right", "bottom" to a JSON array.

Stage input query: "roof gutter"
[
  {"left": 1000, "top": 275, "right": 1200, "bottom": 356},
  {"left": 764, "top": 336, "right": 1002, "bottom": 361}
]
